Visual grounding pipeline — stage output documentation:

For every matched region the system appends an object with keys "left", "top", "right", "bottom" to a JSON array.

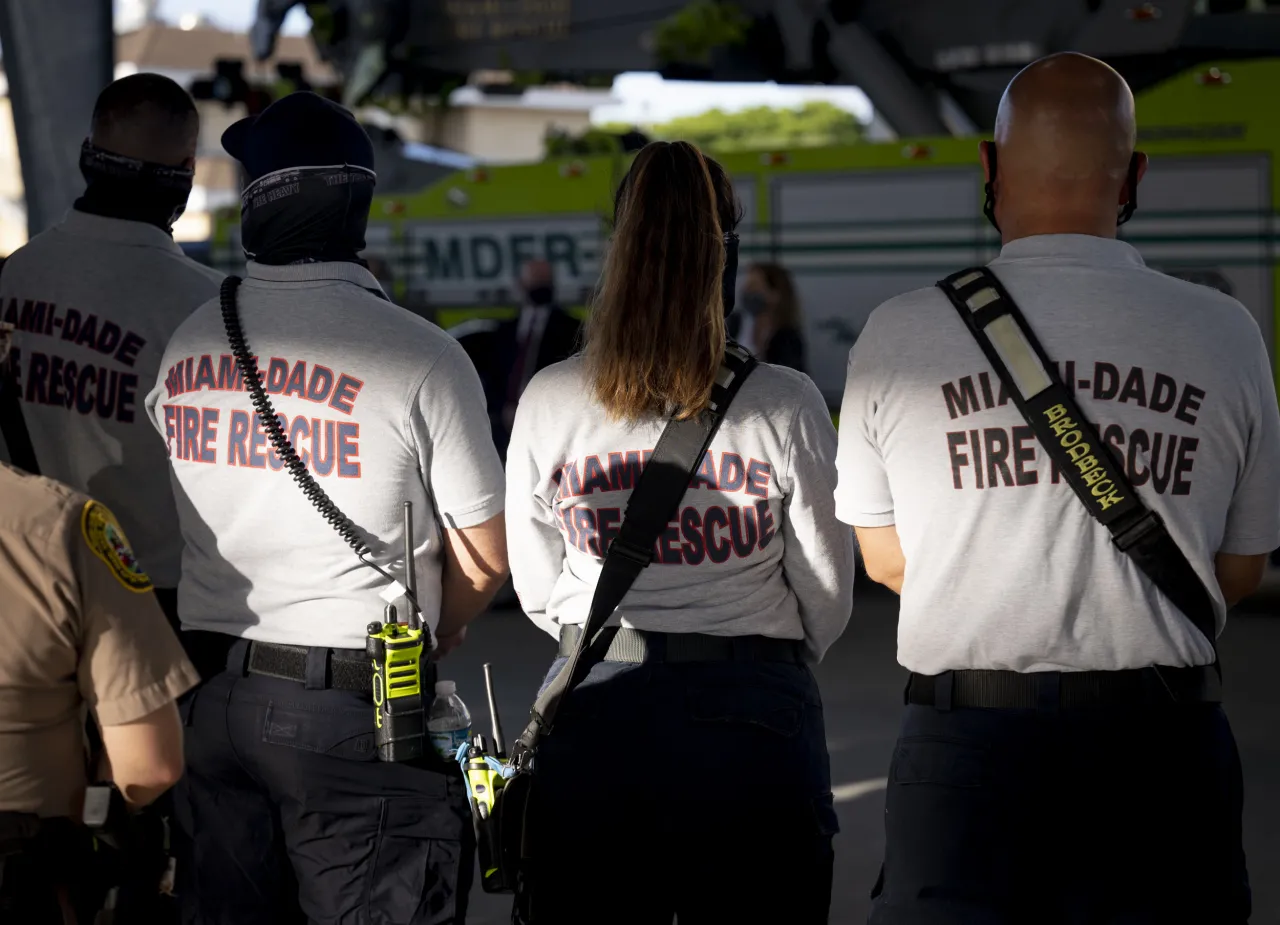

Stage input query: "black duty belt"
[
  {"left": 906, "top": 665, "right": 1221, "bottom": 710},
  {"left": 557, "top": 625, "right": 802, "bottom": 664},
  {"left": 180, "top": 631, "right": 372, "bottom": 692},
  {"left": 246, "top": 641, "right": 372, "bottom": 692}
]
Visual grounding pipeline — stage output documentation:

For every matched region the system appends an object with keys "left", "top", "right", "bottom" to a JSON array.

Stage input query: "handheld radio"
[
  {"left": 463, "top": 663, "right": 518, "bottom": 892},
  {"left": 366, "top": 501, "right": 430, "bottom": 762}
]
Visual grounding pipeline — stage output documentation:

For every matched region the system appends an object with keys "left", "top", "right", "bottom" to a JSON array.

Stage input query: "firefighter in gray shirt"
[
  {"left": 145, "top": 92, "right": 509, "bottom": 925},
  {"left": 505, "top": 141, "right": 854, "bottom": 924},
  {"left": 837, "top": 53, "right": 1279, "bottom": 924}
]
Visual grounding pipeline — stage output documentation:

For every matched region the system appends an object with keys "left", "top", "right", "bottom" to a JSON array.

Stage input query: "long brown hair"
[{"left": 584, "top": 141, "right": 741, "bottom": 421}]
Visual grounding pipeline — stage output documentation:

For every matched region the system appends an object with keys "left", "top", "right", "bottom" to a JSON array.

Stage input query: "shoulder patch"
[{"left": 80, "top": 501, "right": 153, "bottom": 593}]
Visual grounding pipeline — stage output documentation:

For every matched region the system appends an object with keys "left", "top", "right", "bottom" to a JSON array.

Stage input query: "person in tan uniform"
[{"left": 0, "top": 444, "right": 198, "bottom": 919}]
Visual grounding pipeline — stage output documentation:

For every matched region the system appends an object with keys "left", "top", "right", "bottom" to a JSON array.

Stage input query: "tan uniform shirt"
[{"left": 0, "top": 462, "right": 199, "bottom": 818}]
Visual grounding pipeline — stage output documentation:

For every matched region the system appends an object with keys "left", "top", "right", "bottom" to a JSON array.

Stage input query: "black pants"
[
  {"left": 868, "top": 701, "right": 1250, "bottom": 924},
  {"left": 174, "top": 638, "right": 473, "bottom": 925},
  {"left": 516, "top": 657, "right": 838, "bottom": 925},
  {"left": 0, "top": 817, "right": 113, "bottom": 924}
]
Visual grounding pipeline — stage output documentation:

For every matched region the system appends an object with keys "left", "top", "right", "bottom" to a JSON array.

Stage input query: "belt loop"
[
  {"left": 1036, "top": 672, "right": 1061, "bottom": 714},
  {"left": 650, "top": 630, "right": 666, "bottom": 663},
  {"left": 305, "top": 648, "right": 328, "bottom": 690},
  {"left": 935, "top": 671, "right": 954, "bottom": 712},
  {"left": 227, "top": 638, "right": 251, "bottom": 675}
]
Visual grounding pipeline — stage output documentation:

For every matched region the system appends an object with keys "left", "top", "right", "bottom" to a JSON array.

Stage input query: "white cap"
[{"left": 435, "top": 680, "right": 456, "bottom": 696}]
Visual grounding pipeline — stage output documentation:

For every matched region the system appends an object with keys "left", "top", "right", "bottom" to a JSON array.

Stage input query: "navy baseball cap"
[{"left": 222, "top": 91, "right": 375, "bottom": 182}]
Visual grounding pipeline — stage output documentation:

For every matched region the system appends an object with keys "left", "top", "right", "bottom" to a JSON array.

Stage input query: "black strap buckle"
[
  {"left": 609, "top": 537, "right": 653, "bottom": 568},
  {"left": 1112, "top": 509, "right": 1165, "bottom": 553}
]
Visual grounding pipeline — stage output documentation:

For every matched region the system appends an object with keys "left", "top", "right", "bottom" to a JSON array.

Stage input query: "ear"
[
  {"left": 979, "top": 141, "right": 993, "bottom": 184},
  {"left": 182, "top": 156, "right": 196, "bottom": 171},
  {"left": 1120, "top": 152, "right": 1148, "bottom": 205}
]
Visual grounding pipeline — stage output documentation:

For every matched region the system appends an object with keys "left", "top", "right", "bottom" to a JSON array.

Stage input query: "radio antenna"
[
  {"left": 483, "top": 663, "right": 505, "bottom": 758},
  {"left": 403, "top": 501, "right": 420, "bottom": 630}
]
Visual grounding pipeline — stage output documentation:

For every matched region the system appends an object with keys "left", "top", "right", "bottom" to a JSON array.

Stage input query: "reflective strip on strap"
[
  {"left": 985, "top": 314, "right": 1052, "bottom": 399},
  {"left": 941, "top": 278, "right": 1052, "bottom": 401},
  {"left": 965, "top": 286, "right": 1000, "bottom": 312}
]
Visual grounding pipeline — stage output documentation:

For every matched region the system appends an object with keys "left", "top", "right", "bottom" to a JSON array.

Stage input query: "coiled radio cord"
[{"left": 219, "top": 276, "right": 420, "bottom": 612}]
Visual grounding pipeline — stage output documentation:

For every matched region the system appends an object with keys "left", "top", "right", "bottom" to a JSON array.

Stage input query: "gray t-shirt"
[
  {"left": 143, "top": 261, "right": 505, "bottom": 649},
  {"left": 0, "top": 210, "right": 224, "bottom": 587},
  {"left": 836, "top": 234, "right": 1280, "bottom": 674},
  {"left": 506, "top": 357, "right": 855, "bottom": 662}
]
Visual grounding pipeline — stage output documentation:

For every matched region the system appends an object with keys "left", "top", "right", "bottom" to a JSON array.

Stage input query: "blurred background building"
[{"left": 0, "top": 2, "right": 629, "bottom": 248}]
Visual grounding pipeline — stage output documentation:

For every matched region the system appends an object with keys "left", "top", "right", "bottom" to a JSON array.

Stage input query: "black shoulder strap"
[
  {"left": 0, "top": 325, "right": 40, "bottom": 476},
  {"left": 0, "top": 253, "right": 40, "bottom": 475},
  {"left": 936, "top": 267, "right": 1219, "bottom": 664},
  {"left": 510, "top": 343, "right": 759, "bottom": 767}
]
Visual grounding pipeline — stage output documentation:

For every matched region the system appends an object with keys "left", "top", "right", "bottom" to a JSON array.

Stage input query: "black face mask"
[
  {"left": 75, "top": 141, "right": 194, "bottom": 234},
  {"left": 982, "top": 143, "right": 1141, "bottom": 234},
  {"left": 722, "top": 232, "right": 739, "bottom": 317},
  {"left": 240, "top": 164, "right": 375, "bottom": 266},
  {"left": 525, "top": 284, "right": 555, "bottom": 306}
]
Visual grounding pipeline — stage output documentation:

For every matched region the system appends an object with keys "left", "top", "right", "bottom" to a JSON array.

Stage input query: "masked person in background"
[
  {"left": 497, "top": 259, "right": 582, "bottom": 442},
  {"left": 728, "top": 261, "right": 807, "bottom": 374},
  {"left": 0, "top": 74, "right": 224, "bottom": 625},
  {"left": 146, "top": 91, "right": 508, "bottom": 925}
]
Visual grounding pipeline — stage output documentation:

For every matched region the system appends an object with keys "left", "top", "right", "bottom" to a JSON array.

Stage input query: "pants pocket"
[
  {"left": 891, "top": 735, "right": 987, "bottom": 787},
  {"left": 261, "top": 701, "right": 378, "bottom": 762},
  {"left": 365, "top": 792, "right": 471, "bottom": 925},
  {"left": 812, "top": 791, "right": 840, "bottom": 836},
  {"left": 687, "top": 681, "right": 804, "bottom": 737}
]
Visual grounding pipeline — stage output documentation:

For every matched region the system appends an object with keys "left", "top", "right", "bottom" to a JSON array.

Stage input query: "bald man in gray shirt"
[{"left": 837, "top": 53, "right": 1278, "bottom": 924}]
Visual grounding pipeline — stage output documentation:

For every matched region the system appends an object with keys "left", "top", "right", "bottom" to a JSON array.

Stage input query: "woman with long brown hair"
[{"left": 504, "top": 140, "right": 854, "bottom": 923}]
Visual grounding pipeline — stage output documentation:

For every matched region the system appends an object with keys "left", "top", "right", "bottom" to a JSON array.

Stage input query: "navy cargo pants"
[
  {"left": 173, "top": 637, "right": 473, "bottom": 925},
  {"left": 515, "top": 656, "right": 838, "bottom": 925},
  {"left": 868, "top": 697, "right": 1249, "bottom": 924}
]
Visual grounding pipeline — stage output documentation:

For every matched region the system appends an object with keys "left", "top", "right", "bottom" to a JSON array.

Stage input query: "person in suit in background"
[
  {"left": 729, "top": 261, "right": 808, "bottom": 373},
  {"left": 492, "top": 258, "right": 583, "bottom": 451}
]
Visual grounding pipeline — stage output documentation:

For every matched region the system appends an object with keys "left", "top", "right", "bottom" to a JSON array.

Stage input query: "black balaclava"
[
  {"left": 75, "top": 141, "right": 194, "bottom": 234},
  {"left": 721, "top": 232, "right": 740, "bottom": 317},
  {"left": 239, "top": 165, "right": 375, "bottom": 265},
  {"left": 223, "top": 92, "right": 377, "bottom": 266}
]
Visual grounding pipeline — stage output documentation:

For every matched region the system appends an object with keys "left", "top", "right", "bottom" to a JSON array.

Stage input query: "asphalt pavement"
[{"left": 445, "top": 576, "right": 1280, "bottom": 925}]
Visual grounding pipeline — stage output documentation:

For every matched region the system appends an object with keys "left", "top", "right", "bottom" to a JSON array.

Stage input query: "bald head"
[
  {"left": 90, "top": 74, "right": 199, "bottom": 167},
  {"left": 988, "top": 53, "right": 1145, "bottom": 240}
]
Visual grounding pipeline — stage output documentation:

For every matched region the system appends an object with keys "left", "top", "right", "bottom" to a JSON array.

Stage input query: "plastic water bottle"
[{"left": 427, "top": 680, "right": 472, "bottom": 761}]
